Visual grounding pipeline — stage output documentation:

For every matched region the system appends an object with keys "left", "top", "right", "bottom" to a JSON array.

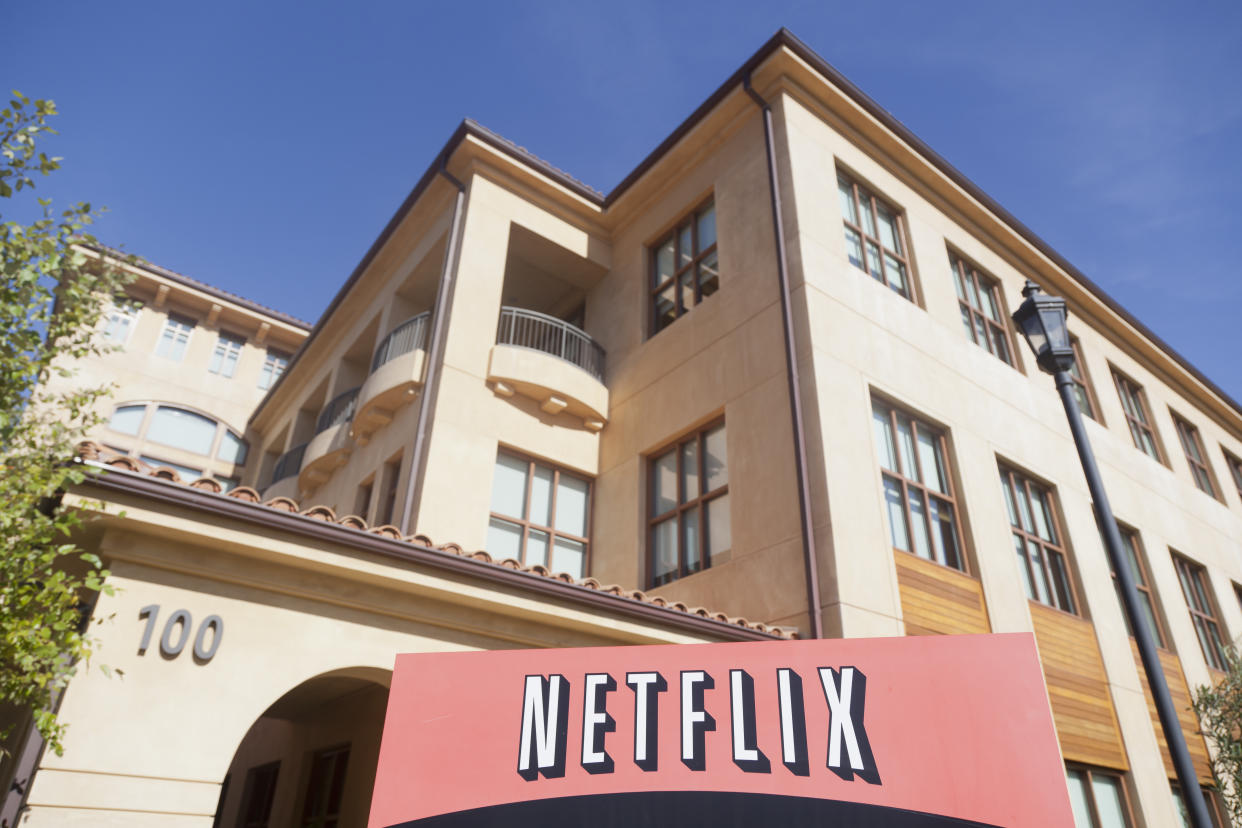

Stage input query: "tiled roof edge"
[{"left": 76, "top": 442, "right": 796, "bottom": 641}]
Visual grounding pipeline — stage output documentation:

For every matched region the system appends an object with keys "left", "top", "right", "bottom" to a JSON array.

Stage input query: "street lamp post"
[{"left": 1012, "top": 280, "right": 1213, "bottom": 828}]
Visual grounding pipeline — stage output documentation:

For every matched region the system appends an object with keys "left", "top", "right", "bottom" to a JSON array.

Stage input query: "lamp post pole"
[{"left": 1013, "top": 282, "right": 1212, "bottom": 828}]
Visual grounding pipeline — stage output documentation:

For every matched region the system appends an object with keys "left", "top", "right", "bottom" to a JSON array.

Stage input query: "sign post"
[{"left": 370, "top": 634, "right": 1073, "bottom": 827}]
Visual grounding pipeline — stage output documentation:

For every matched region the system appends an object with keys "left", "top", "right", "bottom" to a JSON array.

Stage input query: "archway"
[{"left": 214, "top": 667, "right": 391, "bottom": 828}]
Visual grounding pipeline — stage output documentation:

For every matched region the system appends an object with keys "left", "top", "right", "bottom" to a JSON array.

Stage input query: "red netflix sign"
[{"left": 370, "top": 634, "right": 1073, "bottom": 827}]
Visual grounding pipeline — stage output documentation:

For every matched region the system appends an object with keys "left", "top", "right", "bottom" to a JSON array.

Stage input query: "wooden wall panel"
[
  {"left": 1129, "top": 641, "right": 1213, "bottom": 782},
  {"left": 894, "top": 551, "right": 990, "bottom": 636},
  {"left": 1031, "top": 603, "right": 1128, "bottom": 770}
]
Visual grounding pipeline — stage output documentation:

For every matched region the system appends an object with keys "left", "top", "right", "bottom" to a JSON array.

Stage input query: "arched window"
[{"left": 103, "top": 402, "right": 248, "bottom": 475}]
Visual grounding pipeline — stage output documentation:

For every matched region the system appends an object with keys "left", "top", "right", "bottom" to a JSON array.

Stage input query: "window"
[
  {"left": 1108, "top": 526, "right": 1167, "bottom": 649},
  {"left": 1173, "top": 784, "right": 1226, "bottom": 828},
  {"left": 1224, "top": 450, "right": 1242, "bottom": 504},
  {"left": 487, "top": 452, "right": 590, "bottom": 578},
  {"left": 376, "top": 454, "right": 402, "bottom": 527},
  {"left": 948, "top": 251, "right": 1012, "bottom": 365},
  {"left": 871, "top": 399, "right": 965, "bottom": 570},
  {"left": 108, "top": 404, "right": 146, "bottom": 435},
  {"left": 103, "top": 300, "right": 139, "bottom": 344},
  {"left": 1173, "top": 553, "right": 1228, "bottom": 671},
  {"left": 648, "top": 421, "right": 729, "bottom": 587},
  {"left": 1065, "top": 765, "right": 1133, "bottom": 827},
  {"left": 209, "top": 332, "right": 244, "bottom": 378},
  {"left": 301, "top": 745, "right": 349, "bottom": 828},
  {"left": 238, "top": 761, "right": 280, "bottom": 828},
  {"left": 258, "top": 349, "right": 289, "bottom": 390},
  {"left": 1112, "top": 370, "right": 1163, "bottom": 462},
  {"left": 218, "top": 430, "right": 248, "bottom": 465},
  {"left": 1171, "top": 413, "right": 1218, "bottom": 497},
  {"left": 354, "top": 479, "right": 373, "bottom": 520},
  {"left": 155, "top": 313, "right": 194, "bottom": 361},
  {"left": 147, "top": 406, "right": 218, "bottom": 455},
  {"left": 837, "top": 172, "right": 913, "bottom": 300},
  {"left": 1000, "top": 465, "right": 1077, "bottom": 613},
  {"left": 1068, "top": 337, "right": 1101, "bottom": 421},
  {"left": 650, "top": 198, "right": 717, "bottom": 334},
  {"left": 104, "top": 402, "right": 247, "bottom": 473},
  {"left": 139, "top": 455, "right": 203, "bottom": 480}
]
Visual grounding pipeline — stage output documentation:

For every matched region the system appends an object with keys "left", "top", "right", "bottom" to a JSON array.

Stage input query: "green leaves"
[
  {"left": 1, "top": 91, "right": 132, "bottom": 758},
  {"left": 1193, "top": 649, "right": 1242, "bottom": 825}
]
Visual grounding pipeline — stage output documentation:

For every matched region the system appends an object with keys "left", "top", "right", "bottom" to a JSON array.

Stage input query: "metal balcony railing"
[
  {"left": 372, "top": 311, "right": 431, "bottom": 372},
  {"left": 315, "top": 387, "right": 361, "bottom": 434},
  {"left": 271, "top": 443, "right": 307, "bottom": 484},
  {"left": 496, "top": 306, "right": 605, "bottom": 381}
]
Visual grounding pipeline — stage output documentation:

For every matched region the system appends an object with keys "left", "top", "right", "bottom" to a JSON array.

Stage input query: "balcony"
[
  {"left": 487, "top": 307, "right": 608, "bottom": 430},
  {"left": 266, "top": 442, "right": 307, "bottom": 499},
  {"left": 354, "top": 312, "right": 430, "bottom": 442},
  {"left": 299, "top": 387, "right": 360, "bottom": 490}
]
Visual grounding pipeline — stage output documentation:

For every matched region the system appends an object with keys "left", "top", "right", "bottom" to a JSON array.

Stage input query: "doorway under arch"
[{"left": 214, "top": 667, "right": 391, "bottom": 828}]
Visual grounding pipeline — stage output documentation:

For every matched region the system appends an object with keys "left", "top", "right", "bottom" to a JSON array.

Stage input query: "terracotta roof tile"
[{"left": 75, "top": 441, "right": 797, "bottom": 639}]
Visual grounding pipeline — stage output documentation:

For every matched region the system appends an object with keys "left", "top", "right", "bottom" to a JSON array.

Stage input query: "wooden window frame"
[
  {"left": 1109, "top": 525, "right": 1170, "bottom": 650},
  {"left": 647, "top": 418, "right": 728, "bottom": 588},
  {"left": 1069, "top": 336, "right": 1102, "bottom": 422},
  {"left": 238, "top": 760, "right": 280, "bottom": 828},
  {"left": 1170, "top": 411, "right": 1219, "bottom": 499},
  {"left": 1174, "top": 782, "right": 1228, "bottom": 828},
  {"left": 300, "top": 743, "right": 350, "bottom": 828},
  {"left": 947, "top": 250, "right": 1015, "bottom": 366},
  {"left": 837, "top": 170, "right": 916, "bottom": 301},
  {"left": 1223, "top": 449, "right": 1242, "bottom": 505},
  {"left": 648, "top": 196, "right": 718, "bottom": 336},
  {"left": 1066, "top": 764, "right": 1136, "bottom": 827},
  {"left": 1172, "top": 552, "right": 1229, "bottom": 672},
  {"left": 1000, "top": 464, "right": 1079, "bottom": 615},
  {"left": 490, "top": 450, "right": 593, "bottom": 574},
  {"left": 872, "top": 398, "right": 968, "bottom": 572},
  {"left": 1111, "top": 368, "right": 1165, "bottom": 463}
]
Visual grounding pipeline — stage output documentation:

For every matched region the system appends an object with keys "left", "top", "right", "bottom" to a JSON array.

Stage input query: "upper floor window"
[
  {"left": 649, "top": 420, "right": 728, "bottom": 587},
  {"left": 103, "top": 300, "right": 140, "bottom": 344},
  {"left": 1171, "top": 412, "right": 1218, "bottom": 497},
  {"left": 155, "top": 313, "right": 194, "bottom": 361},
  {"left": 1068, "top": 336, "right": 1101, "bottom": 421},
  {"left": 105, "top": 402, "right": 248, "bottom": 471},
  {"left": 487, "top": 451, "right": 590, "bottom": 578},
  {"left": 1108, "top": 526, "right": 1167, "bottom": 649},
  {"left": 1066, "top": 764, "right": 1133, "bottom": 827},
  {"left": 650, "top": 198, "right": 717, "bottom": 334},
  {"left": 1000, "top": 464, "right": 1076, "bottom": 613},
  {"left": 209, "top": 332, "right": 245, "bottom": 379},
  {"left": 1172, "top": 552, "right": 1228, "bottom": 671},
  {"left": 258, "top": 349, "right": 289, "bottom": 390},
  {"left": 1224, "top": 449, "right": 1242, "bottom": 504},
  {"left": 871, "top": 399, "right": 964, "bottom": 570},
  {"left": 837, "top": 172, "right": 913, "bottom": 300},
  {"left": 948, "top": 251, "right": 1013, "bottom": 365},
  {"left": 1112, "top": 369, "right": 1163, "bottom": 462}
]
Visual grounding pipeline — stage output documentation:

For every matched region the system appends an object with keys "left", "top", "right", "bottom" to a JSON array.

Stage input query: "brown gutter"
[
  {"left": 399, "top": 164, "right": 467, "bottom": 535},
  {"left": 744, "top": 77, "right": 824, "bottom": 641},
  {"left": 80, "top": 468, "right": 781, "bottom": 642}
]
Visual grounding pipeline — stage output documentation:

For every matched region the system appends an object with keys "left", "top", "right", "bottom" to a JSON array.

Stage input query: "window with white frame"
[
  {"left": 258, "top": 349, "right": 289, "bottom": 390},
  {"left": 155, "top": 313, "right": 194, "bottom": 361},
  {"left": 103, "top": 300, "right": 140, "bottom": 344},
  {"left": 209, "top": 332, "right": 245, "bottom": 378}
]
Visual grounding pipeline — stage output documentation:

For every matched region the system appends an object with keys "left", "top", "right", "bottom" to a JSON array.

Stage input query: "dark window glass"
[
  {"left": 650, "top": 198, "right": 717, "bottom": 334},
  {"left": 301, "top": 745, "right": 349, "bottom": 828},
  {"left": 240, "top": 761, "right": 280, "bottom": 828}
]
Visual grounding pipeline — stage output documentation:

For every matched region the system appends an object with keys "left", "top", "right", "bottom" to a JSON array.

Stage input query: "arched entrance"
[{"left": 214, "top": 667, "right": 391, "bottom": 827}]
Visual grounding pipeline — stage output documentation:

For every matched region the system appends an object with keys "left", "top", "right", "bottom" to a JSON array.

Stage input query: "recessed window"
[
  {"left": 1171, "top": 412, "right": 1218, "bottom": 498},
  {"left": 209, "top": 332, "right": 245, "bottom": 379},
  {"left": 103, "top": 300, "right": 140, "bottom": 344},
  {"left": 301, "top": 745, "right": 349, "bottom": 828},
  {"left": 1068, "top": 336, "right": 1101, "bottom": 421},
  {"left": 108, "top": 404, "right": 146, "bottom": 435},
  {"left": 218, "top": 430, "right": 248, "bottom": 465},
  {"left": 648, "top": 420, "right": 729, "bottom": 587},
  {"left": 650, "top": 198, "right": 718, "bottom": 334},
  {"left": 487, "top": 452, "right": 590, "bottom": 578},
  {"left": 1224, "top": 449, "right": 1242, "bottom": 504},
  {"left": 1112, "top": 369, "right": 1163, "bottom": 462},
  {"left": 871, "top": 399, "right": 965, "bottom": 570},
  {"left": 148, "top": 406, "right": 218, "bottom": 455},
  {"left": 1066, "top": 765, "right": 1133, "bottom": 827},
  {"left": 837, "top": 172, "right": 913, "bottom": 300},
  {"left": 258, "top": 349, "right": 289, "bottom": 390},
  {"left": 155, "top": 313, "right": 194, "bottom": 361},
  {"left": 238, "top": 761, "right": 280, "bottom": 828},
  {"left": 104, "top": 402, "right": 247, "bottom": 476},
  {"left": 1172, "top": 552, "right": 1228, "bottom": 671},
  {"left": 1107, "top": 526, "right": 1167, "bottom": 649},
  {"left": 948, "top": 251, "right": 1013, "bottom": 365},
  {"left": 1000, "top": 465, "right": 1077, "bottom": 613}
]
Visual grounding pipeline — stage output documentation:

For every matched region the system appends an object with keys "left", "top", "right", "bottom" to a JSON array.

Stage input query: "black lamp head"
[{"left": 1012, "top": 281, "right": 1075, "bottom": 374}]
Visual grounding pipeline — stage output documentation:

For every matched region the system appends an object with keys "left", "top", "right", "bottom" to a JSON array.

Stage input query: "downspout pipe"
[
  {"left": 399, "top": 162, "right": 466, "bottom": 535},
  {"left": 744, "top": 76, "right": 824, "bottom": 640}
]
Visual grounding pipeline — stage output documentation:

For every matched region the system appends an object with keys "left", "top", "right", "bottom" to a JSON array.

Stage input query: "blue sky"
[{"left": 8, "top": 1, "right": 1242, "bottom": 400}]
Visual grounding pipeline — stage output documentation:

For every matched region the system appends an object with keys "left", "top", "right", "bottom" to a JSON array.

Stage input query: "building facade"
[{"left": 4, "top": 29, "right": 1240, "bottom": 827}]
